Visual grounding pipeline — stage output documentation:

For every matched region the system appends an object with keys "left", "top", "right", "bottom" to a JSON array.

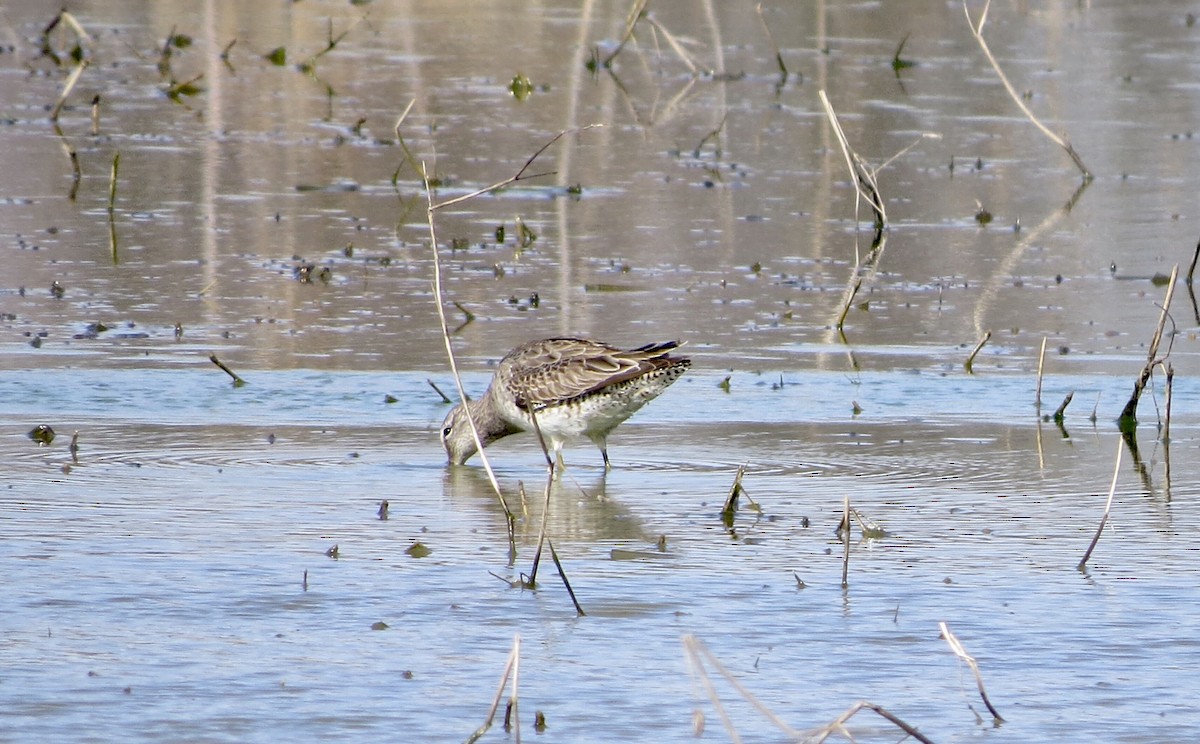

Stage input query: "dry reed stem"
[
  {"left": 964, "top": 330, "right": 991, "bottom": 373},
  {"left": 818, "top": 90, "right": 886, "bottom": 229},
  {"left": 423, "top": 160, "right": 509, "bottom": 515},
  {"left": 1034, "top": 336, "right": 1047, "bottom": 409},
  {"left": 54, "top": 124, "right": 82, "bottom": 201},
  {"left": 546, "top": 538, "right": 585, "bottom": 615},
  {"left": 642, "top": 14, "right": 700, "bottom": 74},
  {"left": 391, "top": 99, "right": 420, "bottom": 184},
  {"left": 1119, "top": 264, "right": 1178, "bottom": 424},
  {"left": 682, "top": 635, "right": 803, "bottom": 742},
  {"left": 601, "top": 0, "right": 649, "bottom": 68},
  {"left": 755, "top": 3, "right": 788, "bottom": 79},
  {"left": 464, "top": 634, "right": 521, "bottom": 744},
  {"left": 963, "top": 0, "right": 1091, "bottom": 179},
  {"left": 818, "top": 92, "right": 932, "bottom": 333},
  {"left": 1078, "top": 437, "right": 1124, "bottom": 569},
  {"left": 1162, "top": 362, "right": 1174, "bottom": 443},
  {"left": 50, "top": 59, "right": 90, "bottom": 122},
  {"left": 939, "top": 621, "right": 1005, "bottom": 723}
]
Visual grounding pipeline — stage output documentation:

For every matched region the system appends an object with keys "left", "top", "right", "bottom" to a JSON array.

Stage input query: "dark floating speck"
[{"left": 29, "top": 425, "right": 56, "bottom": 445}]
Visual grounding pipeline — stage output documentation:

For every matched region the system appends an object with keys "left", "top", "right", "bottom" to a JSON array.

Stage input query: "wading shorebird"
[{"left": 440, "top": 337, "right": 690, "bottom": 468}]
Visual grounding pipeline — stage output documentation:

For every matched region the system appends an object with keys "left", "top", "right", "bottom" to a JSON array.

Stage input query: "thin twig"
[
  {"left": 963, "top": 0, "right": 1091, "bottom": 179},
  {"left": 940, "top": 622, "right": 1004, "bottom": 723},
  {"left": 1078, "top": 437, "right": 1124, "bottom": 569},
  {"left": 432, "top": 125, "right": 601, "bottom": 212}
]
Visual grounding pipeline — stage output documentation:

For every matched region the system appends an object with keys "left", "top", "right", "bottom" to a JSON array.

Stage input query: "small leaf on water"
[
  {"left": 265, "top": 47, "right": 287, "bottom": 66},
  {"left": 384, "top": 394, "right": 398, "bottom": 404},
  {"left": 371, "top": 621, "right": 389, "bottom": 631},
  {"left": 29, "top": 425, "right": 55, "bottom": 445},
  {"left": 170, "top": 34, "right": 193, "bottom": 49},
  {"left": 406, "top": 541, "right": 431, "bottom": 558},
  {"left": 325, "top": 544, "right": 339, "bottom": 558}
]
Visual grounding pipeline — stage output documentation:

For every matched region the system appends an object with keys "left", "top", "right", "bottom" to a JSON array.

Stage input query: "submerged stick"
[
  {"left": 939, "top": 622, "right": 1005, "bottom": 723},
  {"left": 1078, "top": 437, "right": 1124, "bottom": 569},
  {"left": 964, "top": 330, "right": 992, "bottom": 373},
  {"left": 108, "top": 151, "right": 120, "bottom": 213},
  {"left": 1034, "top": 336, "right": 1047, "bottom": 410},
  {"left": 1118, "top": 264, "right": 1178, "bottom": 427},
  {"left": 963, "top": 0, "right": 1091, "bottom": 179},
  {"left": 721, "top": 465, "right": 746, "bottom": 523},
  {"left": 208, "top": 354, "right": 246, "bottom": 386},
  {"left": 1053, "top": 391, "right": 1074, "bottom": 422},
  {"left": 1187, "top": 237, "right": 1200, "bottom": 286},
  {"left": 426, "top": 379, "right": 452, "bottom": 404}
]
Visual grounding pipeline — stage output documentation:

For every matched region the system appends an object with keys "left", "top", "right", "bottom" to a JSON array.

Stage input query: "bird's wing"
[{"left": 502, "top": 338, "right": 679, "bottom": 410}]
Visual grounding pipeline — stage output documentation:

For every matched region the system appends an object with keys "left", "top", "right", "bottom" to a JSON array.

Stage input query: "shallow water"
[{"left": 3, "top": 0, "right": 1200, "bottom": 741}]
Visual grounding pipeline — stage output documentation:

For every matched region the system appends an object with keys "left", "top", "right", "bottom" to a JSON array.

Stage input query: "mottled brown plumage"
[{"left": 440, "top": 338, "right": 690, "bottom": 467}]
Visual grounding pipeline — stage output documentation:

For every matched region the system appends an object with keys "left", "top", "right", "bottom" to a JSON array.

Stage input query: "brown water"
[{"left": 3, "top": 1, "right": 1200, "bottom": 741}]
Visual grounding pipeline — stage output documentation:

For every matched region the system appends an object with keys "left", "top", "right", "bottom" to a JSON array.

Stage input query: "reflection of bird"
[{"left": 440, "top": 338, "right": 690, "bottom": 468}]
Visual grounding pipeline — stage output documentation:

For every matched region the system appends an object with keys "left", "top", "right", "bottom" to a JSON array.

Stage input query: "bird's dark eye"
[{"left": 442, "top": 426, "right": 453, "bottom": 438}]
